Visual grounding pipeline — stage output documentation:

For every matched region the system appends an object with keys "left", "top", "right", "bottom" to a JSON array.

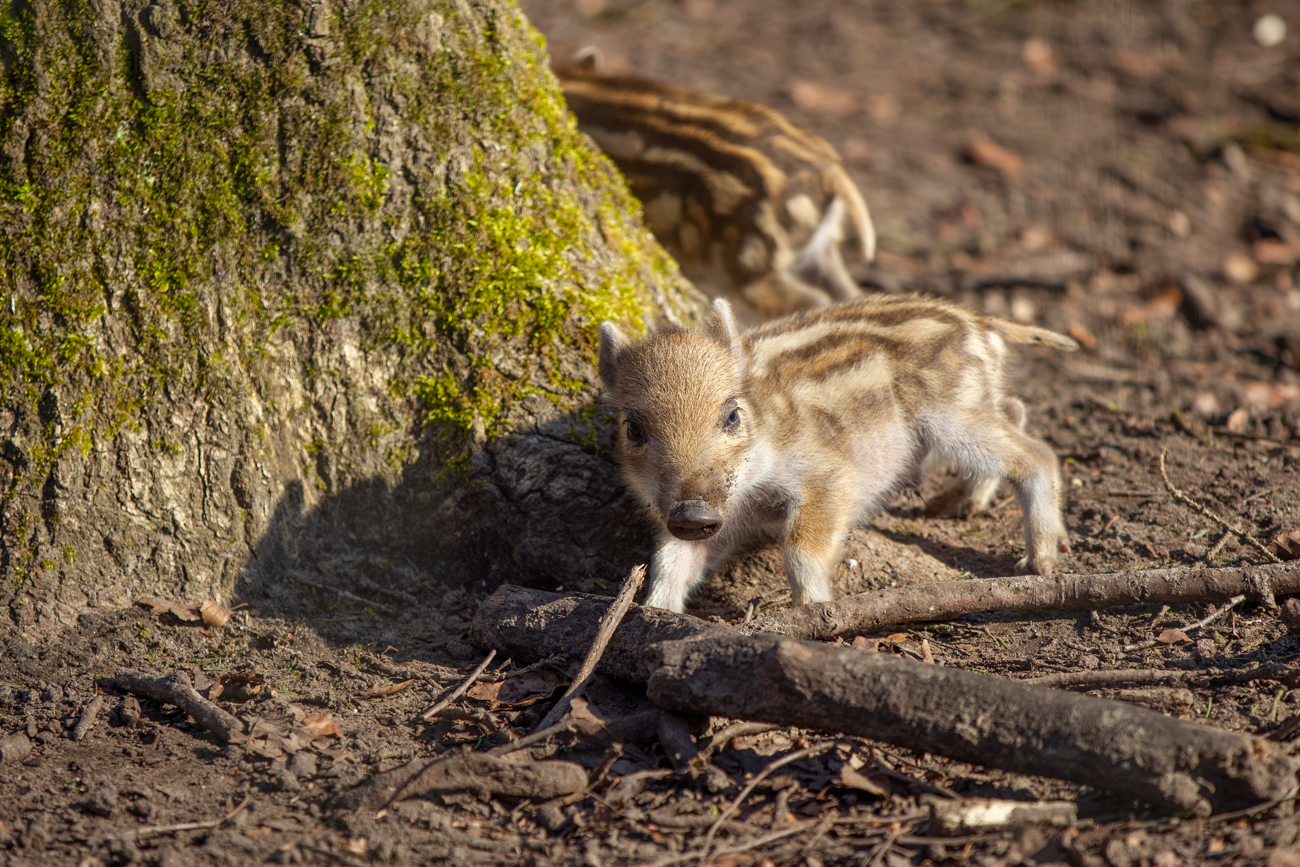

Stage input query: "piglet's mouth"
[{"left": 666, "top": 500, "right": 722, "bottom": 541}]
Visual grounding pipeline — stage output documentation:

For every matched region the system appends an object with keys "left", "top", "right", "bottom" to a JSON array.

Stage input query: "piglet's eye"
[
  {"left": 724, "top": 408, "right": 740, "bottom": 430},
  {"left": 624, "top": 418, "right": 647, "bottom": 445}
]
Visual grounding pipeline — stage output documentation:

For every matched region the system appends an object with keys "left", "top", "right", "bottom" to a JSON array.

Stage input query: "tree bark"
[{"left": 0, "top": 0, "right": 701, "bottom": 635}]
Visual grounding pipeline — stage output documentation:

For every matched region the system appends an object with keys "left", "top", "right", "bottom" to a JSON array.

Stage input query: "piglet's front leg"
[
  {"left": 644, "top": 535, "right": 715, "bottom": 613},
  {"left": 781, "top": 478, "right": 853, "bottom": 606}
]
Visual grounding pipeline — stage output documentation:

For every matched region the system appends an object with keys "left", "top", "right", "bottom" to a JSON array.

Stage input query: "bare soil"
[{"left": 4, "top": 1, "right": 1300, "bottom": 865}]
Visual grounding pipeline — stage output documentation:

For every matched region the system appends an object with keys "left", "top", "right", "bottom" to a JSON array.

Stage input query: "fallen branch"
[
  {"left": 1160, "top": 450, "right": 1281, "bottom": 565},
  {"left": 1022, "top": 662, "right": 1300, "bottom": 690},
  {"left": 742, "top": 560, "right": 1300, "bottom": 641},
  {"left": 419, "top": 649, "right": 496, "bottom": 722},
  {"left": 473, "top": 585, "right": 1300, "bottom": 815},
  {"left": 646, "top": 631, "right": 1300, "bottom": 815},
  {"left": 534, "top": 564, "right": 646, "bottom": 733},
  {"left": 112, "top": 669, "right": 244, "bottom": 745}
]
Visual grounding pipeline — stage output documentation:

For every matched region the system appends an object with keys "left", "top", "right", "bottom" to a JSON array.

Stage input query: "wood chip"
[
  {"left": 965, "top": 132, "right": 1022, "bottom": 180},
  {"left": 788, "top": 79, "right": 859, "bottom": 115},
  {"left": 1067, "top": 321, "right": 1098, "bottom": 351}
]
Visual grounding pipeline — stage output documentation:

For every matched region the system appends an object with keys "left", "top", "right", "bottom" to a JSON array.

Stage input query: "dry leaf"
[
  {"left": 468, "top": 671, "right": 562, "bottom": 707},
  {"left": 466, "top": 680, "right": 502, "bottom": 703},
  {"left": 965, "top": 132, "right": 1022, "bottom": 181},
  {"left": 219, "top": 671, "right": 268, "bottom": 703},
  {"left": 1067, "top": 321, "right": 1098, "bottom": 351},
  {"left": 200, "top": 600, "right": 231, "bottom": 628},
  {"left": 838, "top": 765, "right": 889, "bottom": 797},
  {"left": 1269, "top": 531, "right": 1300, "bottom": 562},
  {"left": 788, "top": 79, "right": 859, "bottom": 115},
  {"left": 303, "top": 713, "right": 343, "bottom": 737},
  {"left": 1156, "top": 628, "right": 1191, "bottom": 645},
  {"left": 341, "top": 838, "right": 368, "bottom": 857},
  {"left": 851, "top": 636, "right": 877, "bottom": 652},
  {"left": 1121, "top": 285, "right": 1182, "bottom": 325},
  {"left": 136, "top": 596, "right": 200, "bottom": 622},
  {"left": 1226, "top": 407, "right": 1250, "bottom": 434},
  {"left": 356, "top": 679, "right": 416, "bottom": 700},
  {"left": 1254, "top": 239, "right": 1299, "bottom": 266}
]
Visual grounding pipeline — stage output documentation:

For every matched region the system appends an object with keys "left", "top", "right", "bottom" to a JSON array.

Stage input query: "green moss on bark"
[{"left": 0, "top": 0, "right": 680, "bottom": 590}]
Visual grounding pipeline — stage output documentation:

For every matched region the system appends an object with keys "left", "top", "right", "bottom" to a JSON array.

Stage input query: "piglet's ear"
[
  {"left": 712, "top": 299, "right": 746, "bottom": 371},
  {"left": 598, "top": 321, "right": 626, "bottom": 397}
]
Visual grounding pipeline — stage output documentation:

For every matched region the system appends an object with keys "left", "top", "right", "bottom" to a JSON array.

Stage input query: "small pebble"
[
  {"left": 1254, "top": 14, "right": 1287, "bottom": 48},
  {"left": 1222, "top": 252, "right": 1258, "bottom": 286}
]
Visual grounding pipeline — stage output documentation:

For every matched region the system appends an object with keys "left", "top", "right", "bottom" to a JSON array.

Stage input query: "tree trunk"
[{"left": 0, "top": 0, "right": 701, "bottom": 636}]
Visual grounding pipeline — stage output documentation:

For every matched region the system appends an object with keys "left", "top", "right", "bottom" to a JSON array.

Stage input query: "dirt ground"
[{"left": 4, "top": 1, "right": 1300, "bottom": 865}]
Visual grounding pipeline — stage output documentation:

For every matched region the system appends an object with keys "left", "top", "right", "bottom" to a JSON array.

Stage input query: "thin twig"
[
  {"left": 867, "top": 828, "right": 902, "bottom": 867},
  {"left": 1160, "top": 450, "right": 1281, "bottom": 564},
  {"left": 419, "top": 650, "right": 496, "bottom": 722},
  {"left": 1207, "top": 530, "right": 1233, "bottom": 561},
  {"left": 130, "top": 796, "right": 249, "bottom": 839},
  {"left": 644, "top": 819, "right": 822, "bottom": 867},
  {"left": 487, "top": 719, "right": 575, "bottom": 757},
  {"left": 1121, "top": 595, "right": 1245, "bottom": 652},
  {"left": 702, "top": 742, "right": 837, "bottom": 854},
  {"left": 797, "top": 814, "right": 836, "bottom": 859},
  {"left": 871, "top": 755, "right": 962, "bottom": 800},
  {"left": 1023, "top": 661, "right": 1300, "bottom": 689},
  {"left": 533, "top": 564, "right": 646, "bottom": 733},
  {"left": 297, "top": 575, "right": 397, "bottom": 616}
]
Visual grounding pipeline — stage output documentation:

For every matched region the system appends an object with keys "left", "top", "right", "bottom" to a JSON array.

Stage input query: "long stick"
[
  {"left": 533, "top": 564, "right": 646, "bottom": 733},
  {"left": 742, "top": 560, "right": 1300, "bottom": 641},
  {"left": 645, "top": 631, "right": 1300, "bottom": 816}
]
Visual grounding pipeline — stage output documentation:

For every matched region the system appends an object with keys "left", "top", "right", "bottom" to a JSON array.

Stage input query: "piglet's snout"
[{"left": 666, "top": 500, "right": 722, "bottom": 541}]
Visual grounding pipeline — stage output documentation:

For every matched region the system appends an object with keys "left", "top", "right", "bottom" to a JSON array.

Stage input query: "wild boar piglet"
[{"left": 599, "top": 295, "right": 1077, "bottom": 614}]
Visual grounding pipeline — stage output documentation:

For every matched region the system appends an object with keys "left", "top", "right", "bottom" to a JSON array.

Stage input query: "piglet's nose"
[{"left": 667, "top": 500, "right": 721, "bottom": 541}]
